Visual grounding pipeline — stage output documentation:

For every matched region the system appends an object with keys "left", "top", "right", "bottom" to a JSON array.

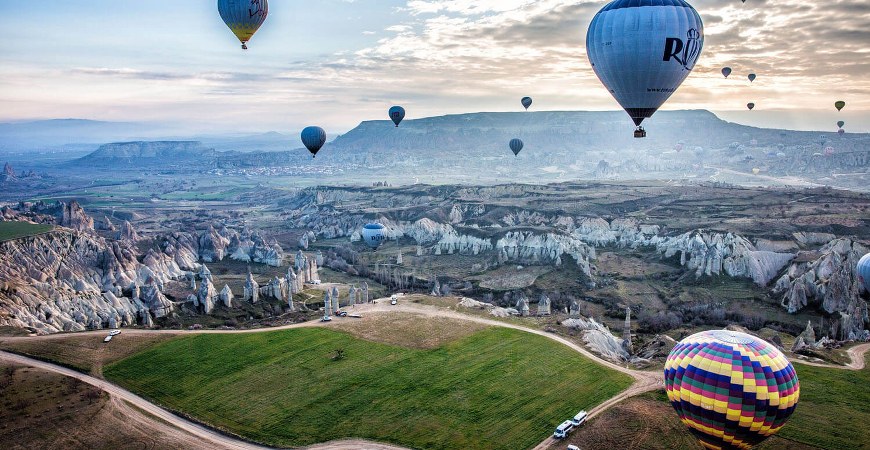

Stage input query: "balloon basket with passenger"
[{"left": 633, "top": 126, "right": 647, "bottom": 139}]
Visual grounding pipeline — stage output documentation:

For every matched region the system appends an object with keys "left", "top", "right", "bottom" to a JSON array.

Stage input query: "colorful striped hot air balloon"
[
  {"left": 218, "top": 0, "right": 269, "bottom": 50},
  {"left": 665, "top": 330, "right": 800, "bottom": 450}
]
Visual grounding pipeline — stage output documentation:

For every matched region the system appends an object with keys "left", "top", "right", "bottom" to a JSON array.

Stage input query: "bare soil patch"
[{"left": 331, "top": 312, "right": 488, "bottom": 349}]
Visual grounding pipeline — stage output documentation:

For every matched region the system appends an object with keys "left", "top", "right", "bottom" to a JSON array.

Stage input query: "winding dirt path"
[{"left": 791, "top": 343, "right": 870, "bottom": 370}]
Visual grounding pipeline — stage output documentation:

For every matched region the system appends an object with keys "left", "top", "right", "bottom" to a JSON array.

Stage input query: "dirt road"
[{"left": 791, "top": 342, "right": 870, "bottom": 370}]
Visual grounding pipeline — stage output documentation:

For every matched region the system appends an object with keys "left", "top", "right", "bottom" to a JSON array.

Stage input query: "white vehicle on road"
[
  {"left": 103, "top": 335, "right": 113, "bottom": 343},
  {"left": 109, "top": 329, "right": 121, "bottom": 336},
  {"left": 567, "top": 445, "right": 581, "bottom": 450},
  {"left": 553, "top": 420, "right": 575, "bottom": 439},
  {"left": 390, "top": 295, "right": 397, "bottom": 305},
  {"left": 570, "top": 410, "right": 588, "bottom": 427}
]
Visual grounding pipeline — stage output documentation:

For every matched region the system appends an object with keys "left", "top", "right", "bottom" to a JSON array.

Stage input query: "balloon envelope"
[
  {"left": 747, "top": 102, "right": 755, "bottom": 110},
  {"left": 825, "top": 146, "right": 835, "bottom": 156},
  {"left": 301, "top": 126, "right": 326, "bottom": 157},
  {"left": 838, "top": 128, "right": 845, "bottom": 135},
  {"left": 837, "top": 121, "right": 845, "bottom": 128},
  {"left": 748, "top": 73, "right": 756, "bottom": 82},
  {"left": 858, "top": 253, "right": 870, "bottom": 293},
  {"left": 721, "top": 67, "right": 732, "bottom": 78},
  {"left": 665, "top": 330, "right": 799, "bottom": 450},
  {"left": 389, "top": 106, "right": 406, "bottom": 127},
  {"left": 218, "top": 0, "right": 269, "bottom": 49},
  {"left": 835, "top": 100, "right": 846, "bottom": 111},
  {"left": 362, "top": 223, "right": 386, "bottom": 250},
  {"left": 752, "top": 168, "right": 760, "bottom": 175},
  {"left": 509, "top": 138, "right": 524, "bottom": 156},
  {"left": 521, "top": 97, "right": 533, "bottom": 110},
  {"left": 586, "top": 0, "right": 704, "bottom": 127}
]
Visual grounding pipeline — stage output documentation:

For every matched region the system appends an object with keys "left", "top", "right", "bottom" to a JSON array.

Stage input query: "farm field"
[
  {"left": 0, "top": 221, "right": 52, "bottom": 241},
  {"left": 105, "top": 326, "right": 633, "bottom": 450}
]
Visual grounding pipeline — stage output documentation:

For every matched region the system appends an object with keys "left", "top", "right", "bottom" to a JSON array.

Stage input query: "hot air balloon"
[
  {"left": 665, "top": 330, "right": 800, "bottom": 450},
  {"left": 750, "top": 139, "right": 758, "bottom": 146},
  {"left": 674, "top": 143, "right": 684, "bottom": 152},
  {"left": 218, "top": 0, "right": 269, "bottom": 50},
  {"left": 838, "top": 128, "right": 845, "bottom": 135},
  {"left": 835, "top": 100, "right": 846, "bottom": 111},
  {"left": 521, "top": 97, "right": 533, "bottom": 111},
  {"left": 747, "top": 103, "right": 755, "bottom": 111},
  {"left": 586, "top": 0, "right": 704, "bottom": 137},
  {"left": 389, "top": 106, "right": 406, "bottom": 127},
  {"left": 858, "top": 253, "right": 870, "bottom": 292},
  {"left": 819, "top": 135, "right": 827, "bottom": 145},
  {"left": 721, "top": 67, "right": 732, "bottom": 78},
  {"left": 752, "top": 168, "right": 761, "bottom": 175},
  {"left": 361, "top": 223, "right": 386, "bottom": 250},
  {"left": 748, "top": 73, "right": 756, "bottom": 82},
  {"left": 825, "top": 146, "right": 835, "bottom": 156},
  {"left": 301, "top": 126, "right": 326, "bottom": 158},
  {"left": 509, "top": 138, "right": 524, "bottom": 156},
  {"left": 837, "top": 120, "right": 845, "bottom": 128}
]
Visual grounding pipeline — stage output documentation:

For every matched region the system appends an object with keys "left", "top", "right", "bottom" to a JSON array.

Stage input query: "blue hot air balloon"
[
  {"left": 721, "top": 67, "right": 732, "bottom": 78},
  {"left": 509, "top": 138, "right": 524, "bottom": 156},
  {"left": 389, "top": 106, "right": 406, "bottom": 127},
  {"left": 301, "top": 126, "right": 326, "bottom": 158},
  {"left": 858, "top": 253, "right": 870, "bottom": 293},
  {"left": 586, "top": 0, "right": 704, "bottom": 136},
  {"left": 218, "top": 0, "right": 269, "bottom": 50},
  {"left": 362, "top": 223, "right": 386, "bottom": 250},
  {"left": 521, "top": 97, "right": 533, "bottom": 111}
]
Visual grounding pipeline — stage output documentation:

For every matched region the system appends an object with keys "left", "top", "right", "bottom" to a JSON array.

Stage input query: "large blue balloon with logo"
[
  {"left": 586, "top": 0, "right": 704, "bottom": 129},
  {"left": 389, "top": 106, "right": 406, "bottom": 127}
]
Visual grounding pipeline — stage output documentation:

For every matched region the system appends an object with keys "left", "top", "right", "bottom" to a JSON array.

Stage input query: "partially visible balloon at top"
[
  {"left": 521, "top": 97, "right": 533, "bottom": 111},
  {"left": 835, "top": 100, "right": 846, "bottom": 111},
  {"left": 389, "top": 106, "right": 406, "bottom": 127},
  {"left": 721, "top": 67, "right": 732, "bottom": 78},
  {"left": 218, "top": 0, "right": 269, "bottom": 50}
]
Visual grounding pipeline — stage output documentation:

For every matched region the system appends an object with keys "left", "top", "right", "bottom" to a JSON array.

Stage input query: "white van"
[
  {"left": 553, "top": 420, "right": 575, "bottom": 439},
  {"left": 567, "top": 445, "right": 581, "bottom": 450},
  {"left": 571, "top": 410, "right": 588, "bottom": 426}
]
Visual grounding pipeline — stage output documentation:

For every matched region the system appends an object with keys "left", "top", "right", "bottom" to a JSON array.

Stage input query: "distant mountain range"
[{"left": 55, "top": 110, "right": 870, "bottom": 189}]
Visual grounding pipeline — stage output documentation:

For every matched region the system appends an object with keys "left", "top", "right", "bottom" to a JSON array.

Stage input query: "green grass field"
[
  {"left": 0, "top": 221, "right": 53, "bottom": 241},
  {"left": 773, "top": 362, "right": 870, "bottom": 449},
  {"left": 105, "top": 327, "right": 633, "bottom": 450}
]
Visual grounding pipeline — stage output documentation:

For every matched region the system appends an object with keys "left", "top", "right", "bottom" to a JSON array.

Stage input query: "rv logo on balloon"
[{"left": 663, "top": 29, "right": 702, "bottom": 71}]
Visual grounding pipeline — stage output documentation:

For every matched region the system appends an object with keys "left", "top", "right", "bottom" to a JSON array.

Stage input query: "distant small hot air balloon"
[
  {"left": 301, "top": 126, "right": 326, "bottom": 158},
  {"left": 748, "top": 73, "right": 757, "bottom": 82},
  {"left": 835, "top": 100, "right": 846, "bottom": 111},
  {"left": 674, "top": 143, "right": 683, "bottom": 152},
  {"left": 362, "top": 223, "right": 386, "bottom": 250},
  {"left": 509, "top": 138, "right": 524, "bottom": 156},
  {"left": 858, "top": 253, "right": 870, "bottom": 292},
  {"left": 750, "top": 139, "right": 758, "bottom": 146},
  {"left": 752, "top": 168, "right": 761, "bottom": 175},
  {"left": 586, "top": 0, "right": 704, "bottom": 136},
  {"left": 218, "top": 0, "right": 269, "bottom": 50},
  {"left": 819, "top": 135, "right": 827, "bottom": 145},
  {"left": 838, "top": 128, "right": 845, "bottom": 135},
  {"left": 521, "top": 97, "right": 533, "bottom": 111},
  {"left": 837, "top": 120, "right": 845, "bottom": 128},
  {"left": 389, "top": 106, "right": 406, "bottom": 127},
  {"left": 665, "top": 330, "right": 799, "bottom": 450},
  {"left": 825, "top": 146, "right": 835, "bottom": 156},
  {"left": 721, "top": 67, "right": 732, "bottom": 78},
  {"left": 747, "top": 102, "right": 755, "bottom": 110}
]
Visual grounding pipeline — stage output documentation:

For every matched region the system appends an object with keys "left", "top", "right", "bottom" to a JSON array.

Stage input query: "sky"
[{"left": 0, "top": 0, "right": 868, "bottom": 135}]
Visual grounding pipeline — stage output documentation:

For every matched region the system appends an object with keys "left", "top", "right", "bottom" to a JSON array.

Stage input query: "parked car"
[
  {"left": 390, "top": 296, "right": 398, "bottom": 305},
  {"left": 109, "top": 329, "right": 121, "bottom": 336},
  {"left": 570, "top": 410, "right": 588, "bottom": 427},
  {"left": 336, "top": 311, "right": 348, "bottom": 317},
  {"left": 567, "top": 445, "right": 581, "bottom": 450},
  {"left": 553, "top": 420, "right": 575, "bottom": 439},
  {"left": 321, "top": 316, "right": 332, "bottom": 322},
  {"left": 103, "top": 335, "right": 113, "bottom": 343}
]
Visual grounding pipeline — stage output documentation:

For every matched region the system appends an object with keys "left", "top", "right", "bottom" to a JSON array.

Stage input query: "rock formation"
[
  {"left": 622, "top": 307, "right": 633, "bottom": 355},
  {"left": 199, "top": 225, "right": 230, "bottom": 262},
  {"left": 244, "top": 271, "right": 259, "bottom": 303},
  {"left": 60, "top": 201, "right": 94, "bottom": 232},
  {"left": 347, "top": 285, "right": 356, "bottom": 307},
  {"left": 119, "top": 221, "right": 139, "bottom": 242},
  {"left": 537, "top": 294, "right": 551, "bottom": 316},
  {"left": 562, "top": 317, "right": 629, "bottom": 362},
  {"left": 198, "top": 264, "right": 213, "bottom": 283},
  {"left": 774, "top": 239, "right": 869, "bottom": 340},
  {"left": 361, "top": 282, "right": 369, "bottom": 303},
  {"left": 196, "top": 279, "right": 217, "bottom": 314},
  {"left": 0, "top": 162, "right": 15, "bottom": 181},
  {"left": 220, "top": 285, "right": 234, "bottom": 308},
  {"left": 515, "top": 294, "right": 529, "bottom": 316}
]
